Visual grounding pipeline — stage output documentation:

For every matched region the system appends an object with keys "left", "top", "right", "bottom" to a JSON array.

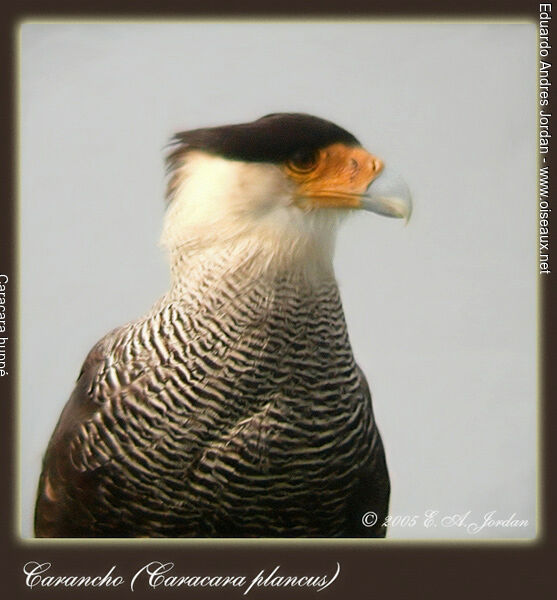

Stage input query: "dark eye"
[{"left": 286, "top": 148, "right": 319, "bottom": 173}]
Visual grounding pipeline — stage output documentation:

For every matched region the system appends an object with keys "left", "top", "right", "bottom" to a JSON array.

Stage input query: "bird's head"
[{"left": 161, "top": 113, "right": 411, "bottom": 278}]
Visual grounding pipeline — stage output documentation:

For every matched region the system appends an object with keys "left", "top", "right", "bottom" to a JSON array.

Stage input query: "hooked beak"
[{"left": 360, "top": 166, "right": 412, "bottom": 223}]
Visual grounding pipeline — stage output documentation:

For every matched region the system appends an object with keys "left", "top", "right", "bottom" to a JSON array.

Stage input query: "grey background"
[{"left": 19, "top": 22, "right": 537, "bottom": 539}]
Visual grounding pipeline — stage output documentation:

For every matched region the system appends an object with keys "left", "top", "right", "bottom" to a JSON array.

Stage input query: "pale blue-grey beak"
[{"left": 361, "top": 166, "right": 412, "bottom": 223}]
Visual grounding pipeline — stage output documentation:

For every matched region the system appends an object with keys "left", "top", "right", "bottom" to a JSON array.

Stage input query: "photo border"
[{"left": 3, "top": 1, "right": 553, "bottom": 598}]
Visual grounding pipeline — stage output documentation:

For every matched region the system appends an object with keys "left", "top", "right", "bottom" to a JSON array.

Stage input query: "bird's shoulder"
[
  {"left": 43, "top": 298, "right": 205, "bottom": 464},
  {"left": 35, "top": 315, "right": 168, "bottom": 537},
  {"left": 44, "top": 325, "right": 127, "bottom": 448}
]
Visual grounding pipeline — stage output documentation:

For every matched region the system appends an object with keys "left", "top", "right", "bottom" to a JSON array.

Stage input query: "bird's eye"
[{"left": 286, "top": 148, "right": 319, "bottom": 173}]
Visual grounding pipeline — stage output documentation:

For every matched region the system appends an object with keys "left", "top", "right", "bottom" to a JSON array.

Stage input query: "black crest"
[
  {"left": 165, "top": 113, "right": 360, "bottom": 201},
  {"left": 168, "top": 113, "right": 359, "bottom": 163}
]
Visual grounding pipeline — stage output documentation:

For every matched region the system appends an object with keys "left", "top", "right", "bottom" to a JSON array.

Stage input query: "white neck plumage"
[{"left": 160, "top": 152, "right": 345, "bottom": 293}]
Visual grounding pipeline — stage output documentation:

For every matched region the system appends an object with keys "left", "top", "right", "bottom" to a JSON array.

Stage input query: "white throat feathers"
[{"left": 161, "top": 151, "right": 346, "bottom": 287}]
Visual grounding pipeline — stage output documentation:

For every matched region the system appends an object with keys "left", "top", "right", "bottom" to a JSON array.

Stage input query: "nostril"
[{"left": 372, "top": 158, "right": 383, "bottom": 173}]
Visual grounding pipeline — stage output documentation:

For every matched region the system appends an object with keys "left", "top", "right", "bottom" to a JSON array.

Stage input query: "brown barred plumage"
[{"left": 35, "top": 256, "right": 389, "bottom": 537}]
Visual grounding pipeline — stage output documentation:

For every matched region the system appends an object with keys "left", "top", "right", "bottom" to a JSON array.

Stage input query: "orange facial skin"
[{"left": 284, "top": 143, "right": 384, "bottom": 210}]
